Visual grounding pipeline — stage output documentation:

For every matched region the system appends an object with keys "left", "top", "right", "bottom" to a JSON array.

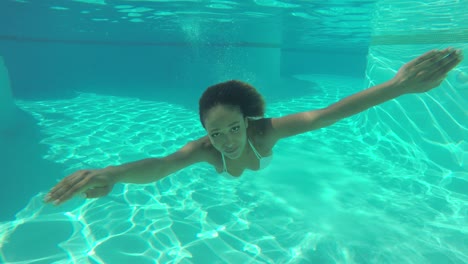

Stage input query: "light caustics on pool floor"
[{"left": 0, "top": 74, "right": 467, "bottom": 263}]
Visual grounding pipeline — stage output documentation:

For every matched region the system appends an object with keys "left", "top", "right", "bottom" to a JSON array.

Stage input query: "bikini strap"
[
  {"left": 222, "top": 139, "right": 262, "bottom": 173},
  {"left": 221, "top": 153, "right": 228, "bottom": 173},
  {"left": 248, "top": 138, "right": 263, "bottom": 160}
]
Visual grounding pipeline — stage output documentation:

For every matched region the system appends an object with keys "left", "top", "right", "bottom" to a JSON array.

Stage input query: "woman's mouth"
[{"left": 224, "top": 147, "right": 238, "bottom": 154}]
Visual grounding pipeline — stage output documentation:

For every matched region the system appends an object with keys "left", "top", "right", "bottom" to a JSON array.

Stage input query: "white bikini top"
[{"left": 220, "top": 138, "right": 273, "bottom": 178}]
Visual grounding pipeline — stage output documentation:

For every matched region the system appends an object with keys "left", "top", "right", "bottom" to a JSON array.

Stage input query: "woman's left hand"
[{"left": 392, "top": 48, "right": 464, "bottom": 94}]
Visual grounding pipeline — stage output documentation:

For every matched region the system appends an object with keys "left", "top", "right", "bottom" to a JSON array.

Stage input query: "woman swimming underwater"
[{"left": 45, "top": 48, "right": 463, "bottom": 206}]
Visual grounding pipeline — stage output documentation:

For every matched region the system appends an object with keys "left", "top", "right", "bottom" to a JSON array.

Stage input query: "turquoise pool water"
[{"left": 1, "top": 1, "right": 467, "bottom": 263}]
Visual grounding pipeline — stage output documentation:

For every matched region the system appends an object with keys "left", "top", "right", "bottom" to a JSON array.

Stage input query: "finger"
[
  {"left": 415, "top": 48, "right": 453, "bottom": 69},
  {"left": 54, "top": 177, "right": 94, "bottom": 205},
  {"left": 428, "top": 49, "right": 463, "bottom": 77},
  {"left": 85, "top": 186, "right": 112, "bottom": 198},
  {"left": 45, "top": 173, "right": 86, "bottom": 203},
  {"left": 409, "top": 50, "right": 439, "bottom": 68},
  {"left": 441, "top": 50, "right": 463, "bottom": 71},
  {"left": 46, "top": 171, "right": 94, "bottom": 205},
  {"left": 46, "top": 171, "right": 89, "bottom": 202}
]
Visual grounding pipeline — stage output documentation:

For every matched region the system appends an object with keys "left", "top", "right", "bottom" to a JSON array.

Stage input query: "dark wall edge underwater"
[{"left": 0, "top": 40, "right": 367, "bottom": 106}]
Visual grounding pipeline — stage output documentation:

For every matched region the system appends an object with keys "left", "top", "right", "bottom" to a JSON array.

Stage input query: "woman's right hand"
[
  {"left": 391, "top": 48, "right": 463, "bottom": 94},
  {"left": 44, "top": 167, "right": 117, "bottom": 206}
]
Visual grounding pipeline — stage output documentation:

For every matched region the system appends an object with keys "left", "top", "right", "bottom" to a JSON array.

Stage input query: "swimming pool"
[{"left": 1, "top": 1, "right": 467, "bottom": 263}]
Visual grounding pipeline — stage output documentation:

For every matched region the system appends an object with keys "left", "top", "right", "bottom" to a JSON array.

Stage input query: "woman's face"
[{"left": 204, "top": 104, "right": 248, "bottom": 159}]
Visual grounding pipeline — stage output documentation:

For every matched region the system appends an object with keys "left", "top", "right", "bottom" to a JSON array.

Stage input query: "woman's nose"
[{"left": 223, "top": 135, "right": 235, "bottom": 147}]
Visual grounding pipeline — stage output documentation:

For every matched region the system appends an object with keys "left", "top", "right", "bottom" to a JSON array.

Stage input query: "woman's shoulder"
[
  {"left": 187, "top": 136, "right": 220, "bottom": 163},
  {"left": 248, "top": 117, "right": 276, "bottom": 152},
  {"left": 249, "top": 117, "right": 272, "bottom": 135}
]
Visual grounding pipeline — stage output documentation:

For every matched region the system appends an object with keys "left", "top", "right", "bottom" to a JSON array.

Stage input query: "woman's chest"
[{"left": 217, "top": 148, "right": 272, "bottom": 177}]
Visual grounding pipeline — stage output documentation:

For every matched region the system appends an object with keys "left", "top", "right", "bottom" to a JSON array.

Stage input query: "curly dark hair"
[{"left": 199, "top": 80, "right": 266, "bottom": 128}]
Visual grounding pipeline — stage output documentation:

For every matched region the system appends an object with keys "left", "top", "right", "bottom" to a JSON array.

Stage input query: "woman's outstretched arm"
[
  {"left": 269, "top": 48, "right": 464, "bottom": 140},
  {"left": 44, "top": 137, "right": 209, "bottom": 205}
]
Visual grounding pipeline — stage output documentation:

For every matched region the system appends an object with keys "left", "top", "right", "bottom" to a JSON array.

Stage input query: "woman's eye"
[
  {"left": 231, "top": 126, "right": 240, "bottom": 132},
  {"left": 211, "top": 132, "right": 220, "bottom": 138}
]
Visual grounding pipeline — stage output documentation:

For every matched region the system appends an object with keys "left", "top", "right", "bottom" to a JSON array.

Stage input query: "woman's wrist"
[
  {"left": 100, "top": 165, "right": 124, "bottom": 184},
  {"left": 382, "top": 78, "right": 408, "bottom": 97}
]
